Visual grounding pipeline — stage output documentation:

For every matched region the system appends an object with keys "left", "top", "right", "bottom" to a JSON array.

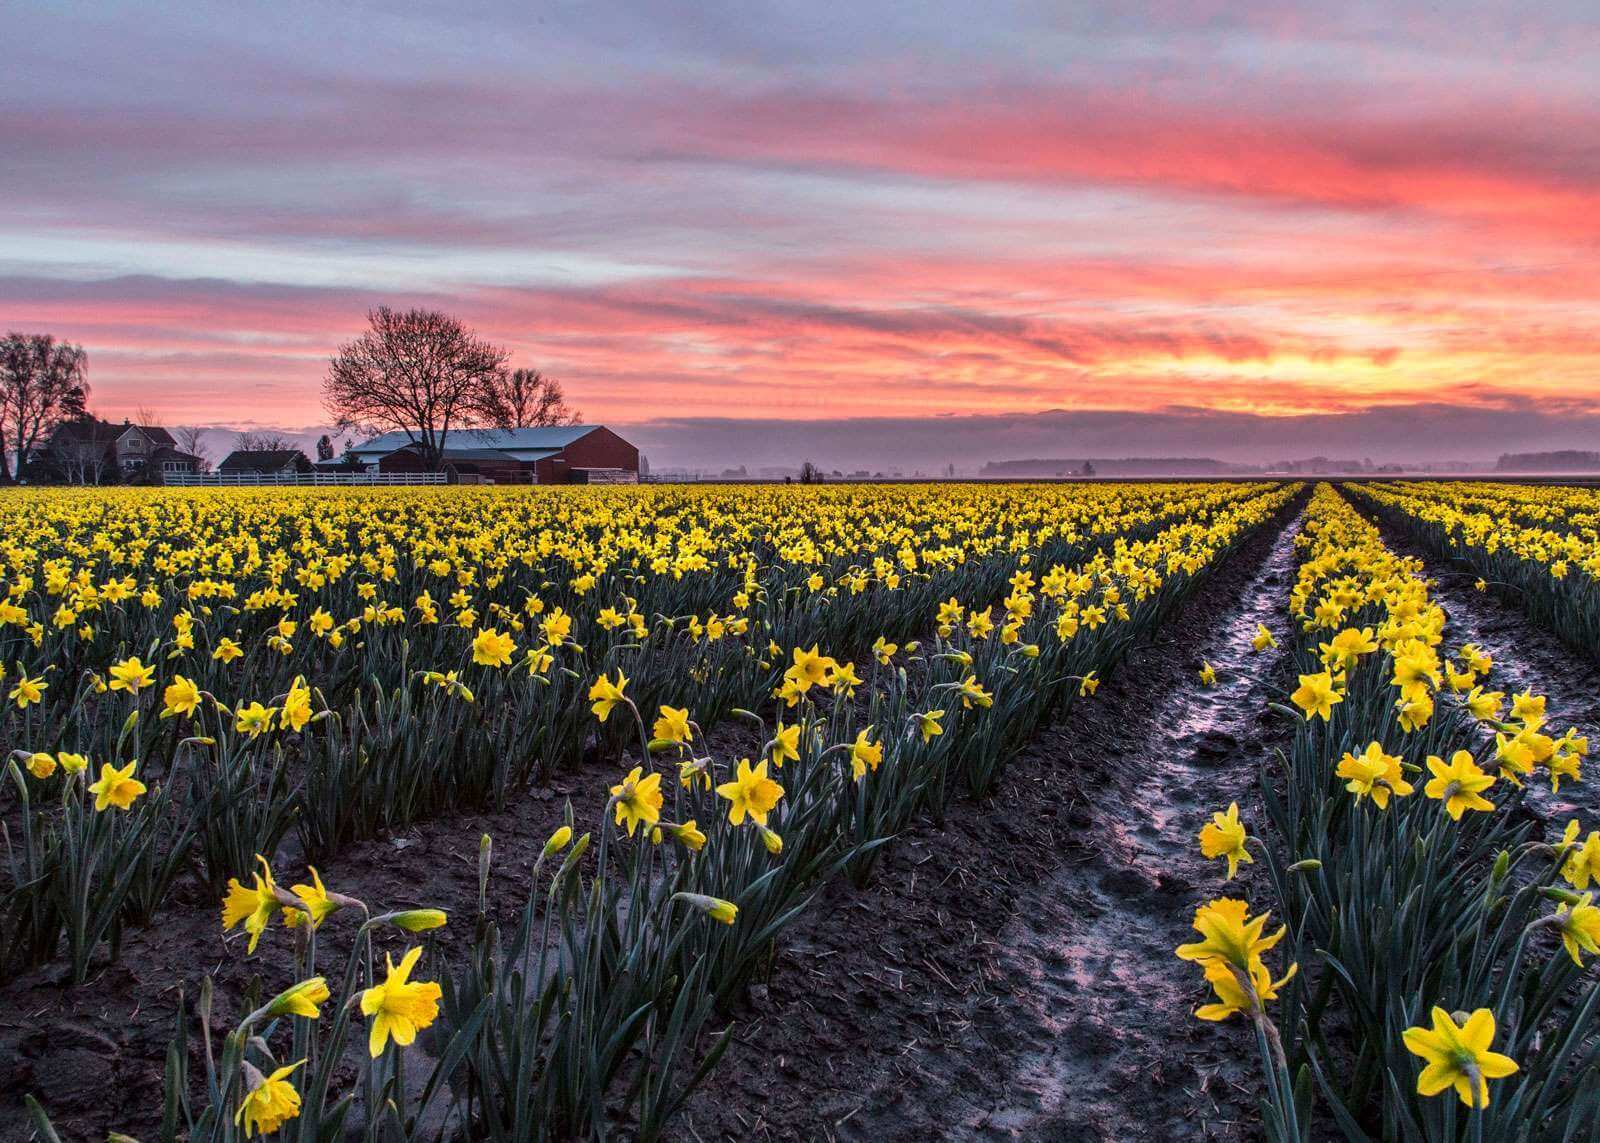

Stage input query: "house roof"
[
  {"left": 351, "top": 425, "right": 599, "bottom": 457},
  {"left": 53, "top": 419, "right": 178, "bottom": 447},
  {"left": 53, "top": 418, "right": 125, "bottom": 445},
  {"left": 219, "top": 449, "right": 308, "bottom": 469},
  {"left": 126, "top": 425, "right": 176, "bottom": 446}
]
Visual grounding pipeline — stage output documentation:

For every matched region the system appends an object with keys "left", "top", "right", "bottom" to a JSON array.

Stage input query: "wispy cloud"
[{"left": 5, "top": 0, "right": 1600, "bottom": 458}]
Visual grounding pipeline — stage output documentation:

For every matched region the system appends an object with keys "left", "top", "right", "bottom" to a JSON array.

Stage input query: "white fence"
[{"left": 163, "top": 471, "right": 447, "bottom": 487}]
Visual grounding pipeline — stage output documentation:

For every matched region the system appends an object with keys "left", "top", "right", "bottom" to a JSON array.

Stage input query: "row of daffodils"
[
  {"left": 1351, "top": 480, "right": 1600, "bottom": 660},
  {"left": 12, "top": 480, "right": 1295, "bottom": 1140},
  {"left": 1181, "top": 484, "right": 1600, "bottom": 1141},
  {"left": 2, "top": 480, "right": 1274, "bottom": 984}
]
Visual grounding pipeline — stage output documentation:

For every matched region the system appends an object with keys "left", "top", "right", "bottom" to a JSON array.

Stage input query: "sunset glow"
[{"left": 6, "top": 2, "right": 1600, "bottom": 463}]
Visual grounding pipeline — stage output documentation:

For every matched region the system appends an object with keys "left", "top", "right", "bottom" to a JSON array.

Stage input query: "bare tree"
[
  {"left": 235, "top": 430, "right": 294, "bottom": 453},
  {"left": 173, "top": 425, "right": 211, "bottom": 472},
  {"left": 324, "top": 307, "right": 509, "bottom": 471},
  {"left": 467, "top": 368, "right": 579, "bottom": 430},
  {"left": 0, "top": 333, "right": 89, "bottom": 483}
]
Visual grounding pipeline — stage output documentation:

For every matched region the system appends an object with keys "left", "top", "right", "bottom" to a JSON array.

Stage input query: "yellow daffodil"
[
  {"left": 222, "top": 856, "right": 281, "bottom": 953},
  {"left": 1423, "top": 751, "right": 1496, "bottom": 820},
  {"left": 716, "top": 757, "right": 784, "bottom": 826},
  {"left": 1336, "top": 742, "right": 1412, "bottom": 809},
  {"left": 588, "top": 670, "right": 628, "bottom": 722},
  {"left": 1402, "top": 1007, "right": 1518, "bottom": 1108},
  {"left": 1290, "top": 671, "right": 1342, "bottom": 721},
  {"left": 87, "top": 759, "right": 147, "bottom": 811},
  {"left": 472, "top": 627, "right": 516, "bottom": 668},
  {"left": 360, "top": 946, "right": 443, "bottom": 1057},
  {"left": 652, "top": 705, "right": 693, "bottom": 745},
  {"left": 161, "top": 673, "right": 202, "bottom": 718},
  {"left": 1198, "top": 803, "right": 1252, "bottom": 880},
  {"left": 235, "top": 1060, "right": 304, "bottom": 1137},
  {"left": 108, "top": 655, "right": 155, "bottom": 694},
  {"left": 849, "top": 729, "right": 883, "bottom": 780},
  {"left": 610, "top": 766, "right": 663, "bottom": 836}
]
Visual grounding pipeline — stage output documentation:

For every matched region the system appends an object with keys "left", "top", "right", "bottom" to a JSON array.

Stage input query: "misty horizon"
[{"left": 138, "top": 400, "right": 1600, "bottom": 477}]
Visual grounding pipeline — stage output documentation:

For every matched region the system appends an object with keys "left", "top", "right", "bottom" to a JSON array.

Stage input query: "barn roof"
[{"left": 351, "top": 426, "right": 599, "bottom": 457}]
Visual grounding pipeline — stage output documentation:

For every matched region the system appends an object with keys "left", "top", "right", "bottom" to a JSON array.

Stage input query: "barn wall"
[{"left": 558, "top": 428, "right": 640, "bottom": 473}]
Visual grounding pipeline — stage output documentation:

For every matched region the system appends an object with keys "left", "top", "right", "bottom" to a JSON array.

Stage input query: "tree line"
[{"left": 1, "top": 307, "right": 578, "bottom": 482}]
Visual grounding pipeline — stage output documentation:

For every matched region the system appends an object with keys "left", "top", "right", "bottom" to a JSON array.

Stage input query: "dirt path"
[
  {"left": 1348, "top": 488, "right": 1600, "bottom": 825},
  {"left": 682, "top": 500, "right": 1305, "bottom": 1142}
]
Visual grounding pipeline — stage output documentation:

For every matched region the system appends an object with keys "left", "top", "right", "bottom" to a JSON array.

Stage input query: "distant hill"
[
  {"left": 979, "top": 457, "right": 1241, "bottom": 477},
  {"left": 1496, "top": 450, "right": 1600, "bottom": 472}
]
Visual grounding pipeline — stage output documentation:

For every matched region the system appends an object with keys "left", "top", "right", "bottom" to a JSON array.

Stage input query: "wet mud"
[{"left": 682, "top": 503, "right": 1306, "bottom": 1142}]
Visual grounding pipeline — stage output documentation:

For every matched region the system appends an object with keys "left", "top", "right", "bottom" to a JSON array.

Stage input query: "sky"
[{"left": 6, "top": 1, "right": 1600, "bottom": 469}]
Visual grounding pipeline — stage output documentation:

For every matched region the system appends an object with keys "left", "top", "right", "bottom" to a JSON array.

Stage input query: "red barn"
[{"left": 349, "top": 426, "right": 639, "bottom": 484}]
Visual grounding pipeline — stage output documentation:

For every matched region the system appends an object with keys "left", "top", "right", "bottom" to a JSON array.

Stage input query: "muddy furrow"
[
  {"left": 1348, "top": 489, "right": 1600, "bottom": 825},
  {"left": 681, "top": 501, "right": 1304, "bottom": 1142}
]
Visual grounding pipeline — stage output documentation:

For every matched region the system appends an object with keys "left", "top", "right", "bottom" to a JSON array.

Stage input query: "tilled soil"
[
  {"left": 680, "top": 502, "right": 1306, "bottom": 1142},
  {"left": 1351, "top": 489, "right": 1600, "bottom": 825}
]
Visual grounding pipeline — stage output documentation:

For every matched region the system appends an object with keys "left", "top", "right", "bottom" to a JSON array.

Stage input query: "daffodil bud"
[
  {"left": 1493, "top": 850, "right": 1511, "bottom": 881},
  {"left": 267, "top": 976, "right": 331, "bottom": 1019},
  {"left": 673, "top": 892, "right": 738, "bottom": 925},
  {"left": 390, "top": 908, "right": 448, "bottom": 932},
  {"left": 557, "top": 832, "right": 592, "bottom": 876},
  {"left": 544, "top": 825, "right": 573, "bottom": 856},
  {"left": 759, "top": 826, "right": 783, "bottom": 855},
  {"left": 478, "top": 834, "right": 492, "bottom": 911},
  {"left": 1287, "top": 859, "right": 1323, "bottom": 873}
]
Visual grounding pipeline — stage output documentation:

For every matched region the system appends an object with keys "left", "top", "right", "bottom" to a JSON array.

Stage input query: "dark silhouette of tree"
[
  {"left": 316, "top": 434, "right": 335, "bottom": 461},
  {"left": 236, "top": 430, "right": 295, "bottom": 453},
  {"left": 324, "top": 307, "right": 509, "bottom": 471},
  {"left": 468, "top": 368, "right": 579, "bottom": 429},
  {"left": 173, "top": 425, "right": 211, "bottom": 471},
  {"left": 0, "top": 333, "right": 90, "bottom": 483},
  {"left": 798, "top": 460, "right": 822, "bottom": 484}
]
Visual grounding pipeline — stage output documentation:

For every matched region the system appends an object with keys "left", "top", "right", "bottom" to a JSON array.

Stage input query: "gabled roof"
[
  {"left": 122, "top": 424, "right": 176, "bottom": 446},
  {"left": 351, "top": 425, "right": 599, "bottom": 457}
]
